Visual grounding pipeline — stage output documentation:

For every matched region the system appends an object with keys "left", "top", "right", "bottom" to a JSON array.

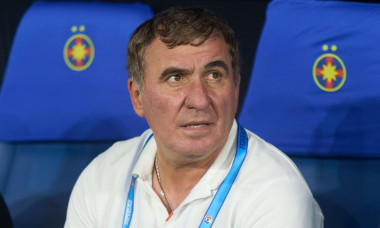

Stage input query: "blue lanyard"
[
  {"left": 122, "top": 124, "right": 248, "bottom": 228},
  {"left": 122, "top": 134, "right": 153, "bottom": 228}
]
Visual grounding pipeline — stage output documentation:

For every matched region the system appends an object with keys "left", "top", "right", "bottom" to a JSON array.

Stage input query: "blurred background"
[{"left": 1, "top": 0, "right": 380, "bottom": 227}]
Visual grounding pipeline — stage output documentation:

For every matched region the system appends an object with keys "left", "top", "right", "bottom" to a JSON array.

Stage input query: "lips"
[
  {"left": 181, "top": 121, "right": 213, "bottom": 128},
  {"left": 186, "top": 123, "right": 209, "bottom": 128}
]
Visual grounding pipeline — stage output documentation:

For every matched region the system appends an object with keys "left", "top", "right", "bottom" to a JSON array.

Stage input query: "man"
[{"left": 65, "top": 6, "right": 323, "bottom": 227}]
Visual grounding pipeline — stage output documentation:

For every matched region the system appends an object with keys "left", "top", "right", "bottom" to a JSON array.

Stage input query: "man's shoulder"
[
  {"left": 242, "top": 129, "right": 310, "bottom": 189},
  {"left": 234, "top": 129, "right": 322, "bottom": 225},
  {"left": 81, "top": 129, "right": 153, "bottom": 179}
]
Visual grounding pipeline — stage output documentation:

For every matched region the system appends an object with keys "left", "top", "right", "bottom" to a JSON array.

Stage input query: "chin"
[{"left": 176, "top": 143, "right": 221, "bottom": 158}]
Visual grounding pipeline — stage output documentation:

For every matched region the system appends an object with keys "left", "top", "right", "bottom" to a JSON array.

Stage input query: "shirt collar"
[
  {"left": 132, "top": 134, "right": 156, "bottom": 181},
  {"left": 132, "top": 120, "right": 238, "bottom": 192}
]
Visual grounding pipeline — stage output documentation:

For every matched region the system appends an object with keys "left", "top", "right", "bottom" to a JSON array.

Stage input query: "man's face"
[{"left": 129, "top": 35, "right": 240, "bottom": 160}]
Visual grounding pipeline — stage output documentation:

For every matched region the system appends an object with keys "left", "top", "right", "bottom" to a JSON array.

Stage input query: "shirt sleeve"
[{"left": 64, "top": 162, "right": 98, "bottom": 228}]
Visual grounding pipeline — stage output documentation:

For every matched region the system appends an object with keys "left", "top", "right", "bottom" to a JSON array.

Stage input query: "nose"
[{"left": 184, "top": 79, "right": 211, "bottom": 110}]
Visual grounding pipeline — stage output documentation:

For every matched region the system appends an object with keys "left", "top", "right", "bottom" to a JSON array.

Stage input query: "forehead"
[{"left": 143, "top": 35, "right": 231, "bottom": 69}]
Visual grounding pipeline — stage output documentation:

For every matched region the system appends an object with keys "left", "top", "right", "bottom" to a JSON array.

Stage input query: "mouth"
[
  {"left": 185, "top": 123, "right": 210, "bottom": 128},
  {"left": 181, "top": 121, "right": 213, "bottom": 129}
]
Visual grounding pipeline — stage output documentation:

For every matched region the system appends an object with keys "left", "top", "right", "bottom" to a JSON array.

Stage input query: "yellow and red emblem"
[
  {"left": 312, "top": 44, "right": 346, "bottom": 92},
  {"left": 63, "top": 25, "right": 95, "bottom": 71}
]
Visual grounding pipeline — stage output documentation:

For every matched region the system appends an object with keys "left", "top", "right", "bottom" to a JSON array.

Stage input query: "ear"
[{"left": 127, "top": 78, "right": 145, "bottom": 117}]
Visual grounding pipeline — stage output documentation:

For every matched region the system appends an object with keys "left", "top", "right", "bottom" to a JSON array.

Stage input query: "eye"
[
  {"left": 206, "top": 71, "right": 222, "bottom": 80},
  {"left": 167, "top": 74, "right": 182, "bottom": 82}
]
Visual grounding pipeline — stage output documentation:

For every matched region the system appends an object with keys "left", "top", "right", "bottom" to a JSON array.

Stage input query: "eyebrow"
[
  {"left": 159, "top": 60, "right": 230, "bottom": 81},
  {"left": 204, "top": 60, "right": 229, "bottom": 75},
  {"left": 160, "top": 67, "right": 192, "bottom": 80}
]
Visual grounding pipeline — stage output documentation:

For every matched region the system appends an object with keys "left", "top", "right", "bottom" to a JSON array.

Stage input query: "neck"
[{"left": 152, "top": 149, "right": 220, "bottom": 212}]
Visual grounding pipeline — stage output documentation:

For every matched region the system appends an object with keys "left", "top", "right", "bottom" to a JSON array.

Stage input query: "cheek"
[
  {"left": 141, "top": 83, "right": 183, "bottom": 120},
  {"left": 142, "top": 91, "right": 169, "bottom": 116},
  {"left": 215, "top": 89, "right": 239, "bottom": 112},
  {"left": 143, "top": 81, "right": 188, "bottom": 116}
]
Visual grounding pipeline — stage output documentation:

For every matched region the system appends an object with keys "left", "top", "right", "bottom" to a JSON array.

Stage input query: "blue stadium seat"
[
  {"left": 0, "top": 2, "right": 153, "bottom": 227},
  {"left": 239, "top": 0, "right": 380, "bottom": 158},
  {"left": 238, "top": 0, "right": 380, "bottom": 227}
]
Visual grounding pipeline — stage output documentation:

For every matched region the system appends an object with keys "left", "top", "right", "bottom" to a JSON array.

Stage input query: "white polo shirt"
[{"left": 65, "top": 121, "right": 323, "bottom": 227}]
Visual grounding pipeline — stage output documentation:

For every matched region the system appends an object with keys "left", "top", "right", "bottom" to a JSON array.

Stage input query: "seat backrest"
[
  {"left": 0, "top": 2, "right": 153, "bottom": 227},
  {"left": 238, "top": 0, "right": 380, "bottom": 158},
  {"left": 0, "top": 1, "right": 152, "bottom": 142},
  {"left": 238, "top": 1, "right": 380, "bottom": 227}
]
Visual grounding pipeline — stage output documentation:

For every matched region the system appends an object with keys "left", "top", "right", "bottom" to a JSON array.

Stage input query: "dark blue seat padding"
[
  {"left": 0, "top": 142, "right": 112, "bottom": 228},
  {"left": 293, "top": 156, "right": 380, "bottom": 228}
]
